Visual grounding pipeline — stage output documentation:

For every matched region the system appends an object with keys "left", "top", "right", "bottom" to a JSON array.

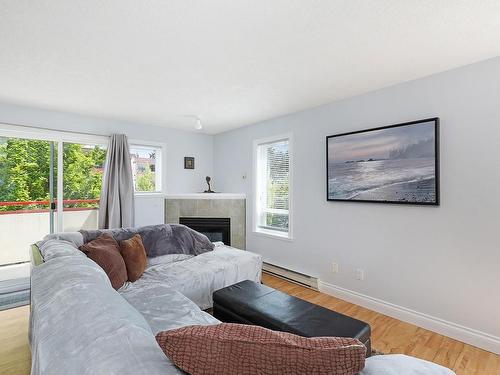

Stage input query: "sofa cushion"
[
  {"left": 30, "top": 254, "right": 183, "bottom": 375},
  {"left": 360, "top": 354, "right": 456, "bottom": 375},
  {"left": 120, "top": 234, "right": 147, "bottom": 282},
  {"left": 79, "top": 234, "right": 128, "bottom": 290},
  {"left": 37, "top": 238, "right": 86, "bottom": 261},
  {"left": 80, "top": 224, "right": 214, "bottom": 258},
  {"left": 133, "top": 243, "right": 263, "bottom": 310},
  {"left": 155, "top": 323, "right": 366, "bottom": 375},
  {"left": 120, "top": 283, "right": 219, "bottom": 335},
  {"left": 42, "top": 232, "right": 84, "bottom": 248}
]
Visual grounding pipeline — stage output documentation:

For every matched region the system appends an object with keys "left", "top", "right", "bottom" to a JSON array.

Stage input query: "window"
[
  {"left": 0, "top": 124, "right": 108, "bottom": 277},
  {"left": 254, "top": 135, "right": 292, "bottom": 239},
  {"left": 62, "top": 141, "right": 107, "bottom": 231},
  {"left": 129, "top": 144, "right": 163, "bottom": 193}
]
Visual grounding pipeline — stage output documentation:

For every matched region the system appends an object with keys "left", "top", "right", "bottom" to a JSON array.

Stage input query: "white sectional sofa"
[{"left": 29, "top": 232, "right": 455, "bottom": 375}]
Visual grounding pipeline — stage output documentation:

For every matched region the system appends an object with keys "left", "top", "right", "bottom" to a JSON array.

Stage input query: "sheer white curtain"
[{"left": 99, "top": 134, "right": 134, "bottom": 229}]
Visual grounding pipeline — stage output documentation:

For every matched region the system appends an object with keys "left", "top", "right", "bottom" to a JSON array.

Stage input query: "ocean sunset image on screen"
[{"left": 327, "top": 118, "right": 439, "bottom": 205}]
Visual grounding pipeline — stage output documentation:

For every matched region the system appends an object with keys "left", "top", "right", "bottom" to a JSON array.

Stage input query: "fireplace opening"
[{"left": 179, "top": 217, "right": 231, "bottom": 246}]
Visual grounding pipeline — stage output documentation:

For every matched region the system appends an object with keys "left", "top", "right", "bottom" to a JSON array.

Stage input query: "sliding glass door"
[
  {"left": 0, "top": 125, "right": 108, "bottom": 290},
  {"left": 0, "top": 136, "right": 58, "bottom": 269}
]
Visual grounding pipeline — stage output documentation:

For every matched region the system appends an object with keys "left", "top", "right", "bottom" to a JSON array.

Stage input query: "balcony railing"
[{"left": 0, "top": 199, "right": 99, "bottom": 214}]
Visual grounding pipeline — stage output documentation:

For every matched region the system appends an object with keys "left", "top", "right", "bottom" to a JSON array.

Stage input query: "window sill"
[
  {"left": 253, "top": 228, "right": 293, "bottom": 242},
  {"left": 134, "top": 192, "right": 165, "bottom": 198}
]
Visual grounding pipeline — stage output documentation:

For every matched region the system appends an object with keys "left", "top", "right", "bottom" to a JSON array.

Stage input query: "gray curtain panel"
[{"left": 99, "top": 134, "right": 135, "bottom": 229}]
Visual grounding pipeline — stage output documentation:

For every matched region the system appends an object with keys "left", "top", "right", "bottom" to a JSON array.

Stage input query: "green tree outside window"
[{"left": 0, "top": 138, "right": 106, "bottom": 211}]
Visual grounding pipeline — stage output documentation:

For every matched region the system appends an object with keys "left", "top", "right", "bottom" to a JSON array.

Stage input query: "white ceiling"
[{"left": 1, "top": 1, "right": 500, "bottom": 134}]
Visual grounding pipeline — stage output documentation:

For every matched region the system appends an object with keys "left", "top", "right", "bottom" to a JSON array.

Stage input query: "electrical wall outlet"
[
  {"left": 331, "top": 262, "right": 339, "bottom": 273},
  {"left": 356, "top": 268, "right": 365, "bottom": 281}
]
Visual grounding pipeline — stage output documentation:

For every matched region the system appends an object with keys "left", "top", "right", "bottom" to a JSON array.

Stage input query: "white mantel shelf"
[{"left": 165, "top": 193, "right": 246, "bottom": 200}]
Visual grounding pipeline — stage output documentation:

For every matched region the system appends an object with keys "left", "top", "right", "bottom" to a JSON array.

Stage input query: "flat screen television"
[{"left": 326, "top": 118, "right": 439, "bottom": 205}]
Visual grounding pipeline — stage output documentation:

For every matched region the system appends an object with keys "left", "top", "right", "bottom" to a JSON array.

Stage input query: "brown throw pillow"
[
  {"left": 155, "top": 323, "right": 366, "bottom": 375},
  {"left": 79, "top": 233, "right": 127, "bottom": 290},
  {"left": 119, "top": 234, "right": 147, "bottom": 282}
]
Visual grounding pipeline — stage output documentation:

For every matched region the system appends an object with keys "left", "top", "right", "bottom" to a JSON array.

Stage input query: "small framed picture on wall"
[{"left": 184, "top": 156, "right": 195, "bottom": 169}]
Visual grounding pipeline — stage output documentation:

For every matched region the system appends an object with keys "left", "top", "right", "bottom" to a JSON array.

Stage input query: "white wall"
[
  {"left": 0, "top": 102, "right": 213, "bottom": 194},
  {"left": 134, "top": 195, "right": 165, "bottom": 227},
  {"left": 213, "top": 57, "right": 500, "bottom": 352}
]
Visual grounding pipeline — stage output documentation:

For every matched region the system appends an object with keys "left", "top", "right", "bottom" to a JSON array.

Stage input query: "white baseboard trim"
[{"left": 318, "top": 280, "right": 500, "bottom": 355}]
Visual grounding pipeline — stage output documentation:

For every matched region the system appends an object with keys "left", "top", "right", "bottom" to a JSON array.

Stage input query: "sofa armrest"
[{"left": 30, "top": 244, "right": 43, "bottom": 267}]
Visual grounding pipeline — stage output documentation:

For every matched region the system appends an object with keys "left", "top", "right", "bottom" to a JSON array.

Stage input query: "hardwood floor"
[
  {"left": 0, "top": 305, "right": 30, "bottom": 375},
  {"left": 1, "top": 277, "right": 498, "bottom": 374},
  {"left": 262, "top": 273, "right": 500, "bottom": 375}
]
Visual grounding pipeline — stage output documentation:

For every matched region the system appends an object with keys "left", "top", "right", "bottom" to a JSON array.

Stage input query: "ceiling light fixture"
[{"left": 180, "top": 114, "right": 204, "bottom": 130}]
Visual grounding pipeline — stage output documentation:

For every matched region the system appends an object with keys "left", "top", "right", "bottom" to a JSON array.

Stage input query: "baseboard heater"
[{"left": 262, "top": 262, "right": 319, "bottom": 290}]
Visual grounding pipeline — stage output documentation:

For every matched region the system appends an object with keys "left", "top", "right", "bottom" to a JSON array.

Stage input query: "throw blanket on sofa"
[{"left": 80, "top": 224, "right": 214, "bottom": 258}]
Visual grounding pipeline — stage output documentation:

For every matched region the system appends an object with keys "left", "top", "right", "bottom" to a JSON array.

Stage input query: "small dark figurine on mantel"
[{"left": 204, "top": 176, "right": 216, "bottom": 193}]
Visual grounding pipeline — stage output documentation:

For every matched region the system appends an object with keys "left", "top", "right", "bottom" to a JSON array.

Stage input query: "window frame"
[
  {"left": 128, "top": 139, "right": 166, "bottom": 196},
  {"left": 252, "top": 133, "right": 293, "bottom": 240},
  {"left": 0, "top": 123, "right": 108, "bottom": 232},
  {"left": 0, "top": 125, "right": 167, "bottom": 230}
]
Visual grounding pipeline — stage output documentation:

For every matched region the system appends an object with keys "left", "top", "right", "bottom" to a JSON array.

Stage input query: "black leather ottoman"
[{"left": 213, "top": 280, "right": 372, "bottom": 356}]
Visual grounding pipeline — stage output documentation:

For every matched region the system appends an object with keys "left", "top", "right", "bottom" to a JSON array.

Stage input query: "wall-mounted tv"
[{"left": 326, "top": 118, "right": 439, "bottom": 205}]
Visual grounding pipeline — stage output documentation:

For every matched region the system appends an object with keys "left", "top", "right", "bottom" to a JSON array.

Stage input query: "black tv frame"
[{"left": 326, "top": 117, "right": 440, "bottom": 206}]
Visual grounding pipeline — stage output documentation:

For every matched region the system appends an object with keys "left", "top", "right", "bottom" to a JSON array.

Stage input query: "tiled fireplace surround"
[{"left": 165, "top": 194, "right": 246, "bottom": 249}]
